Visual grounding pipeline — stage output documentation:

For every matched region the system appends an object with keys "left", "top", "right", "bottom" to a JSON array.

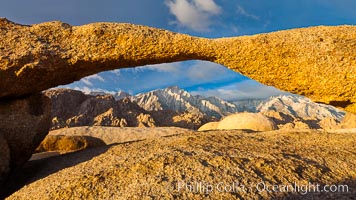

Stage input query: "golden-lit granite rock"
[
  {"left": 0, "top": 18, "right": 355, "bottom": 113},
  {"left": 6, "top": 129, "right": 356, "bottom": 199},
  {"left": 217, "top": 113, "right": 277, "bottom": 131},
  {"left": 339, "top": 112, "right": 356, "bottom": 129},
  {"left": 198, "top": 113, "right": 277, "bottom": 131},
  {"left": 214, "top": 27, "right": 356, "bottom": 114},
  {"left": 197, "top": 122, "right": 219, "bottom": 131},
  {"left": 35, "top": 135, "right": 106, "bottom": 153}
]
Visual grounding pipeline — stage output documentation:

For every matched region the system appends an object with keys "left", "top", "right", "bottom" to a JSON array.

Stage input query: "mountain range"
[
  {"left": 87, "top": 86, "right": 242, "bottom": 118},
  {"left": 89, "top": 86, "right": 345, "bottom": 121},
  {"left": 46, "top": 86, "right": 346, "bottom": 130},
  {"left": 257, "top": 95, "right": 345, "bottom": 121},
  {"left": 45, "top": 88, "right": 215, "bottom": 130},
  {"left": 132, "top": 86, "right": 240, "bottom": 118}
]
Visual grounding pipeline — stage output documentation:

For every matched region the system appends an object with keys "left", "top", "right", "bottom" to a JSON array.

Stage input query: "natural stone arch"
[
  {"left": 0, "top": 18, "right": 355, "bottom": 113},
  {"left": 0, "top": 19, "right": 356, "bottom": 193}
]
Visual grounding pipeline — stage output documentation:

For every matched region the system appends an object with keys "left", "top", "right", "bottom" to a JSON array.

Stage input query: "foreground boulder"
[
  {"left": 0, "top": 19, "right": 355, "bottom": 113},
  {"left": 6, "top": 129, "right": 356, "bottom": 199},
  {"left": 197, "top": 122, "right": 219, "bottom": 131},
  {"left": 0, "top": 94, "right": 51, "bottom": 187},
  {"left": 35, "top": 135, "right": 106, "bottom": 153},
  {"left": 212, "top": 113, "right": 277, "bottom": 131},
  {"left": 198, "top": 113, "right": 277, "bottom": 132},
  {"left": 36, "top": 126, "right": 190, "bottom": 153}
]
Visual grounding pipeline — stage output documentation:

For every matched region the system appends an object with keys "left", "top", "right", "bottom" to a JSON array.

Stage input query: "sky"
[{"left": 1, "top": 0, "right": 355, "bottom": 101}]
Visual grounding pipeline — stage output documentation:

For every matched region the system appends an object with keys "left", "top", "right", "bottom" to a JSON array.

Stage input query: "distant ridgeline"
[
  {"left": 88, "top": 86, "right": 345, "bottom": 120},
  {"left": 45, "top": 86, "right": 346, "bottom": 130}
]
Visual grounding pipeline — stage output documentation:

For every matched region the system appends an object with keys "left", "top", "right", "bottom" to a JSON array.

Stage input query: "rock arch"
[
  {"left": 1, "top": 18, "right": 356, "bottom": 192},
  {"left": 1, "top": 18, "right": 355, "bottom": 113}
]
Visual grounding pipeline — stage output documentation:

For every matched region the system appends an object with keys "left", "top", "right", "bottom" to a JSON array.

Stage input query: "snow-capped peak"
[
  {"left": 115, "top": 91, "right": 131, "bottom": 100},
  {"left": 257, "top": 95, "right": 345, "bottom": 121},
  {"left": 89, "top": 87, "right": 345, "bottom": 121},
  {"left": 132, "top": 86, "right": 239, "bottom": 118}
]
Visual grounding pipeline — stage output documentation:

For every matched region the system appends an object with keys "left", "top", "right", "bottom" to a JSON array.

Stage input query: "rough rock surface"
[
  {"left": 0, "top": 94, "right": 51, "bottom": 168},
  {"left": 217, "top": 113, "right": 277, "bottom": 131},
  {"left": 318, "top": 117, "right": 339, "bottom": 130},
  {"left": 6, "top": 129, "right": 356, "bottom": 199},
  {"left": 339, "top": 112, "right": 356, "bottom": 129},
  {"left": 35, "top": 135, "right": 106, "bottom": 153},
  {"left": 0, "top": 18, "right": 355, "bottom": 113},
  {"left": 0, "top": 93, "right": 51, "bottom": 188},
  {"left": 36, "top": 126, "right": 190, "bottom": 153}
]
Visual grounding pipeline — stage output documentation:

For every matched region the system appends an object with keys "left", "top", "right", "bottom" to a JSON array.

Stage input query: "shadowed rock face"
[
  {"left": 0, "top": 93, "right": 51, "bottom": 188},
  {"left": 0, "top": 134, "right": 10, "bottom": 186},
  {"left": 0, "top": 18, "right": 355, "bottom": 113}
]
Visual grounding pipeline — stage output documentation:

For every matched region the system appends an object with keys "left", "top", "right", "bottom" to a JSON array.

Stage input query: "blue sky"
[{"left": 1, "top": 0, "right": 355, "bottom": 100}]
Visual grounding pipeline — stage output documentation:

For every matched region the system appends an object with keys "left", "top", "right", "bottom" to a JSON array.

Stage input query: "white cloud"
[
  {"left": 236, "top": 5, "right": 259, "bottom": 20},
  {"left": 145, "top": 62, "right": 182, "bottom": 73},
  {"left": 81, "top": 78, "right": 93, "bottom": 86},
  {"left": 89, "top": 74, "right": 105, "bottom": 82},
  {"left": 73, "top": 86, "right": 116, "bottom": 95},
  {"left": 80, "top": 74, "right": 105, "bottom": 86},
  {"left": 194, "top": 0, "right": 221, "bottom": 14},
  {"left": 68, "top": 60, "right": 283, "bottom": 101},
  {"left": 111, "top": 69, "right": 121, "bottom": 76},
  {"left": 187, "top": 61, "right": 226, "bottom": 81},
  {"left": 144, "top": 61, "right": 234, "bottom": 84},
  {"left": 191, "top": 80, "right": 286, "bottom": 101},
  {"left": 73, "top": 86, "right": 92, "bottom": 94},
  {"left": 165, "top": 0, "right": 222, "bottom": 32}
]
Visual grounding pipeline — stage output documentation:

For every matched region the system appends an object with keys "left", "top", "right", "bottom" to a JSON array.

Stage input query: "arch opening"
[{"left": 51, "top": 60, "right": 347, "bottom": 131}]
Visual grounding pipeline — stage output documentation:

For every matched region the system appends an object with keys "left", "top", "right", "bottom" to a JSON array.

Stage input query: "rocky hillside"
[
  {"left": 91, "top": 87, "right": 345, "bottom": 121},
  {"left": 232, "top": 99, "right": 264, "bottom": 112},
  {"left": 257, "top": 95, "right": 345, "bottom": 121},
  {"left": 256, "top": 95, "right": 346, "bottom": 129},
  {"left": 88, "top": 87, "right": 346, "bottom": 129},
  {"left": 45, "top": 89, "right": 213, "bottom": 130}
]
